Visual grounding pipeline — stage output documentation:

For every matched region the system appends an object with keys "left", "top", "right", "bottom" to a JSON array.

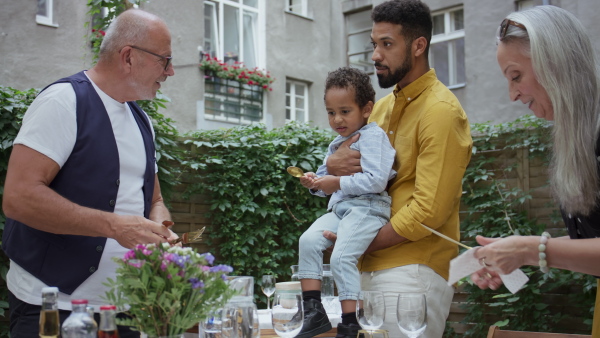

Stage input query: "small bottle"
[
  {"left": 98, "top": 305, "right": 120, "bottom": 338},
  {"left": 61, "top": 299, "right": 98, "bottom": 338},
  {"left": 39, "top": 287, "right": 60, "bottom": 338}
]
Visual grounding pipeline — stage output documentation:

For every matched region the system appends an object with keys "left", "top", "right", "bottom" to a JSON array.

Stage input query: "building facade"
[{"left": 1, "top": 0, "right": 599, "bottom": 133}]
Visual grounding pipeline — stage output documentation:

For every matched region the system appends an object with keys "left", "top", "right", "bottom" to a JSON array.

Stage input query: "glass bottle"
[
  {"left": 98, "top": 305, "right": 119, "bottom": 338},
  {"left": 39, "top": 287, "right": 60, "bottom": 338},
  {"left": 61, "top": 299, "right": 98, "bottom": 338}
]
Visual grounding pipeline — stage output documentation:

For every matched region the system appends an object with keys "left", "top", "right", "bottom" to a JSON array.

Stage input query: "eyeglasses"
[
  {"left": 129, "top": 45, "right": 172, "bottom": 71},
  {"left": 498, "top": 19, "right": 527, "bottom": 41}
]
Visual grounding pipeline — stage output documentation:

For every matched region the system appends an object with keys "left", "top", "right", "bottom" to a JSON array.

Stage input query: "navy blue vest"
[{"left": 2, "top": 71, "right": 156, "bottom": 294}]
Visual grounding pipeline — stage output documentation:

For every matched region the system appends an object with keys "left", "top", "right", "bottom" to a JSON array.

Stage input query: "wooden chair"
[{"left": 487, "top": 325, "right": 591, "bottom": 338}]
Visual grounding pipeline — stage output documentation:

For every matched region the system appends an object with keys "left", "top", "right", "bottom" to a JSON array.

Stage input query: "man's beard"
[{"left": 376, "top": 52, "right": 412, "bottom": 89}]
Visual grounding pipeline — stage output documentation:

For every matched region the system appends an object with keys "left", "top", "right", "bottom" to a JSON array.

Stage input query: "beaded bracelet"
[{"left": 538, "top": 231, "right": 551, "bottom": 273}]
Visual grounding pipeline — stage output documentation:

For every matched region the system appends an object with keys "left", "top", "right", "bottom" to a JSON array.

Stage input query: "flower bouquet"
[{"left": 104, "top": 243, "right": 235, "bottom": 337}]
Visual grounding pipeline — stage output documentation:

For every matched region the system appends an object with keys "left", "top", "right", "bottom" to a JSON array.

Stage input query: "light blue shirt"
[{"left": 313, "top": 122, "right": 396, "bottom": 210}]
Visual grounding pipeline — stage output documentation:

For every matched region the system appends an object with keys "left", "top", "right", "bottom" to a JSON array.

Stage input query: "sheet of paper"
[{"left": 448, "top": 247, "right": 529, "bottom": 294}]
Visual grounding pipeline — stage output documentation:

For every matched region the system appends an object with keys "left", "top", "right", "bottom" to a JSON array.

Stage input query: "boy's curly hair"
[{"left": 324, "top": 67, "right": 375, "bottom": 108}]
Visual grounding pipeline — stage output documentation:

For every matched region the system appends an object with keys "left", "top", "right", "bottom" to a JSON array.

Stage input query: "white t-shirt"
[{"left": 7, "top": 72, "right": 156, "bottom": 311}]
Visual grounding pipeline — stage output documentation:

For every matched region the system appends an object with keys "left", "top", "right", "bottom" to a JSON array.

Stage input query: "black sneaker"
[
  {"left": 335, "top": 323, "right": 364, "bottom": 338},
  {"left": 294, "top": 299, "right": 332, "bottom": 338}
]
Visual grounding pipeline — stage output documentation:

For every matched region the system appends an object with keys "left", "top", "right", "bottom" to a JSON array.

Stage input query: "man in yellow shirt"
[{"left": 326, "top": 1, "right": 472, "bottom": 336}]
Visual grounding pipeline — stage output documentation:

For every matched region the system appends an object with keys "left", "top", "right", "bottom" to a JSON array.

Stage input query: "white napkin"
[{"left": 448, "top": 247, "right": 529, "bottom": 294}]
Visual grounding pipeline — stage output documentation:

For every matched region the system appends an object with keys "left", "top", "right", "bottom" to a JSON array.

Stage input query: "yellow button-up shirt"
[{"left": 359, "top": 69, "right": 472, "bottom": 280}]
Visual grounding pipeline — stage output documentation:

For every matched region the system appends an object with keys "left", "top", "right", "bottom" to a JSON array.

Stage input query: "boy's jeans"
[{"left": 298, "top": 193, "right": 391, "bottom": 301}]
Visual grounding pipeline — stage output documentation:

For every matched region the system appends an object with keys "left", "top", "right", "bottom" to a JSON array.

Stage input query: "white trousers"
[{"left": 360, "top": 264, "right": 454, "bottom": 338}]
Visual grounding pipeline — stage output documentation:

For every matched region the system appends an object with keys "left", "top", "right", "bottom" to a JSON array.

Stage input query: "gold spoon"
[{"left": 286, "top": 166, "right": 305, "bottom": 178}]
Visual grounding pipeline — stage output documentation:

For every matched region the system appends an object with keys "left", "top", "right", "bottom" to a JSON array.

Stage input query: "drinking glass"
[
  {"left": 356, "top": 291, "right": 385, "bottom": 338},
  {"left": 199, "top": 308, "right": 224, "bottom": 338},
  {"left": 290, "top": 265, "right": 299, "bottom": 281},
  {"left": 396, "top": 293, "right": 427, "bottom": 338},
  {"left": 261, "top": 275, "right": 276, "bottom": 310},
  {"left": 321, "top": 264, "right": 336, "bottom": 313},
  {"left": 271, "top": 294, "right": 303, "bottom": 338}
]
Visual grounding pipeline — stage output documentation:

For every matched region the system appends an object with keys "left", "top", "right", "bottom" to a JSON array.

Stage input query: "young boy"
[{"left": 295, "top": 67, "right": 395, "bottom": 338}]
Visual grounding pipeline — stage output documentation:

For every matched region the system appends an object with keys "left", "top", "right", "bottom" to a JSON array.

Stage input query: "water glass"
[
  {"left": 271, "top": 294, "right": 303, "bottom": 338},
  {"left": 290, "top": 265, "right": 299, "bottom": 281},
  {"left": 356, "top": 291, "right": 385, "bottom": 336},
  {"left": 396, "top": 293, "right": 427, "bottom": 338},
  {"left": 199, "top": 308, "right": 224, "bottom": 338}
]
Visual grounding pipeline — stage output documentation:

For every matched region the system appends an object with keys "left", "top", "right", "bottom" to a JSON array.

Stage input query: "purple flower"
[
  {"left": 135, "top": 244, "right": 146, "bottom": 251},
  {"left": 201, "top": 253, "right": 215, "bottom": 265},
  {"left": 189, "top": 278, "right": 204, "bottom": 290},
  {"left": 170, "top": 254, "right": 190, "bottom": 268},
  {"left": 210, "top": 265, "right": 233, "bottom": 273},
  {"left": 142, "top": 249, "right": 153, "bottom": 256}
]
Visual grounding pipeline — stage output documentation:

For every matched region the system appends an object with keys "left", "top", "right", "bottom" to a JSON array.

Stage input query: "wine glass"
[
  {"left": 271, "top": 293, "right": 303, "bottom": 338},
  {"left": 396, "top": 293, "right": 427, "bottom": 338},
  {"left": 356, "top": 291, "right": 385, "bottom": 338},
  {"left": 261, "top": 275, "right": 276, "bottom": 310}
]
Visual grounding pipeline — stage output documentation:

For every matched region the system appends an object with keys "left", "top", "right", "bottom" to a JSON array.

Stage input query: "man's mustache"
[{"left": 374, "top": 62, "right": 388, "bottom": 69}]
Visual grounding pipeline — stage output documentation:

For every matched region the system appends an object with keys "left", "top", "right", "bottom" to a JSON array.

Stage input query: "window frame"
[
  {"left": 203, "top": 0, "right": 262, "bottom": 69},
  {"left": 36, "top": 0, "right": 58, "bottom": 27},
  {"left": 345, "top": 8, "right": 374, "bottom": 74},
  {"left": 285, "top": 79, "right": 309, "bottom": 123},
  {"left": 430, "top": 6, "right": 465, "bottom": 89},
  {"left": 285, "top": 0, "right": 309, "bottom": 18}
]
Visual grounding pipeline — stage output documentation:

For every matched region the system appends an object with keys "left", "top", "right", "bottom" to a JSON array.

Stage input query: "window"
[
  {"left": 204, "top": 0, "right": 260, "bottom": 69},
  {"left": 286, "top": 0, "right": 308, "bottom": 17},
  {"left": 286, "top": 80, "right": 309, "bottom": 123},
  {"left": 204, "top": 75, "right": 264, "bottom": 124},
  {"left": 36, "top": 0, "right": 56, "bottom": 26},
  {"left": 204, "top": 0, "right": 264, "bottom": 124},
  {"left": 430, "top": 7, "right": 465, "bottom": 88},
  {"left": 346, "top": 9, "right": 373, "bottom": 73}
]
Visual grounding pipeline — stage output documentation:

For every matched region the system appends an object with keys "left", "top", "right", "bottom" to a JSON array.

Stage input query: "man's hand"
[
  {"left": 112, "top": 215, "right": 172, "bottom": 249},
  {"left": 326, "top": 134, "right": 362, "bottom": 176}
]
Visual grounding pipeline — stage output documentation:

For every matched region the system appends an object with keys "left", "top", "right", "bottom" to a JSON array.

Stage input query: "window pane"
[
  {"left": 432, "top": 14, "right": 444, "bottom": 35},
  {"left": 452, "top": 9, "right": 464, "bottom": 31},
  {"left": 204, "top": 3, "right": 219, "bottom": 59},
  {"left": 346, "top": 10, "right": 371, "bottom": 34},
  {"left": 295, "top": 97, "right": 304, "bottom": 109},
  {"left": 431, "top": 42, "right": 449, "bottom": 85},
  {"left": 244, "top": 0, "right": 258, "bottom": 8},
  {"left": 348, "top": 31, "right": 371, "bottom": 54},
  {"left": 454, "top": 38, "right": 465, "bottom": 84},
  {"left": 37, "top": 0, "right": 48, "bottom": 16},
  {"left": 349, "top": 54, "right": 373, "bottom": 72},
  {"left": 295, "top": 84, "right": 304, "bottom": 96},
  {"left": 286, "top": 108, "right": 291, "bottom": 120},
  {"left": 286, "top": 82, "right": 291, "bottom": 92},
  {"left": 296, "top": 109, "right": 305, "bottom": 122},
  {"left": 286, "top": 95, "right": 290, "bottom": 107},
  {"left": 243, "top": 11, "right": 257, "bottom": 68},
  {"left": 224, "top": 5, "right": 240, "bottom": 64},
  {"left": 288, "top": 0, "right": 304, "bottom": 14}
]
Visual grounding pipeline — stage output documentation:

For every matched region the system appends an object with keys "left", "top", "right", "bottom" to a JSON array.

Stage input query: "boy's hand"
[
  {"left": 299, "top": 172, "right": 318, "bottom": 189},
  {"left": 313, "top": 175, "right": 340, "bottom": 195}
]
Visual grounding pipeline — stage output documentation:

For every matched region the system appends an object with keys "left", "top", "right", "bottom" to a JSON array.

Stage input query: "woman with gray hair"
[{"left": 471, "top": 4, "right": 600, "bottom": 334}]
